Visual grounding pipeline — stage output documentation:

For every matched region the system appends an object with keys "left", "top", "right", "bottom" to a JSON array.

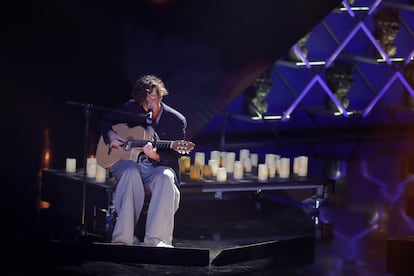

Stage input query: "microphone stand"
[
  {"left": 67, "top": 102, "right": 103, "bottom": 242},
  {"left": 65, "top": 100, "right": 148, "bottom": 243},
  {"left": 80, "top": 103, "right": 96, "bottom": 238}
]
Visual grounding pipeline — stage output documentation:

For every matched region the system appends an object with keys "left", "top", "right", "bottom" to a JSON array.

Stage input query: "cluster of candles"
[
  {"left": 65, "top": 157, "right": 107, "bottom": 183},
  {"left": 180, "top": 149, "right": 309, "bottom": 182}
]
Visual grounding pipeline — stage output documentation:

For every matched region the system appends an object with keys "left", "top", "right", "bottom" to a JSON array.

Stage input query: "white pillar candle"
[
  {"left": 216, "top": 167, "right": 227, "bottom": 182},
  {"left": 225, "top": 152, "right": 236, "bottom": 173},
  {"left": 210, "top": 150, "right": 220, "bottom": 161},
  {"left": 179, "top": 156, "right": 191, "bottom": 174},
  {"left": 297, "top": 156, "right": 309, "bottom": 177},
  {"left": 265, "top": 153, "right": 276, "bottom": 165},
  {"left": 250, "top": 153, "right": 258, "bottom": 167},
  {"left": 220, "top": 151, "right": 227, "bottom": 167},
  {"left": 233, "top": 161, "right": 244, "bottom": 179},
  {"left": 189, "top": 165, "right": 201, "bottom": 181},
  {"left": 208, "top": 159, "right": 219, "bottom": 176},
  {"left": 183, "top": 156, "right": 191, "bottom": 171},
  {"left": 194, "top": 152, "right": 205, "bottom": 168},
  {"left": 239, "top": 149, "right": 250, "bottom": 161},
  {"left": 86, "top": 157, "right": 97, "bottom": 178},
  {"left": 267, "top": 161, "right": 276, "bottom": 178},
  {"left": 95, "top": 164, "right": 107, "bottom": 182},
  {"left": 279, "top": 158, "right": 290, "bottom": 178},
  {"left": 66, "top": 158, "right": 76, "bottom": 173},
  {"left": 275, "top": 158, "right": 281, "bottom": 175},
  {"left": 202, "top": 165, "right": 213, "bottom": 179},
  {"left": 243, "top": 158, "right": 252, "bottom": 173},
  {"left": 293, "top": 157, "right": 299, "bottom": 175},
  {"left": 258, "top": 164, "right": 268, "bottom": 181}
]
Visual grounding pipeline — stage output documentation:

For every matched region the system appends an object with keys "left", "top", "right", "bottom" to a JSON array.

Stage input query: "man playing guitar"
[{"left": 97, "top": 74, "right": 194, "bottom": 247}]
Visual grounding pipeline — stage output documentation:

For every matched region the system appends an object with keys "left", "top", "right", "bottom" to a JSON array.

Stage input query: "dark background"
[{"left": 9, "top": 0, "right": 414, "bottom": 243}]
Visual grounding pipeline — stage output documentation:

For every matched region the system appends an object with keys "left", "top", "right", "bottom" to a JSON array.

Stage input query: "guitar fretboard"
[{"left": 129, "top": 140, "right": 172, "bottom": 149}]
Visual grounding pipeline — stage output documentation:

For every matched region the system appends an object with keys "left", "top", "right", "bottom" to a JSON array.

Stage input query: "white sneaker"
[{"left": 144, "top": 237, "right": 173, "bottom": 248}]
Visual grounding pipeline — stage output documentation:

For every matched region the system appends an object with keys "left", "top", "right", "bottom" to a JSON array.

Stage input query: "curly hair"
[{"left": 131, "top": 74, "right": 169, "bottom": 103}]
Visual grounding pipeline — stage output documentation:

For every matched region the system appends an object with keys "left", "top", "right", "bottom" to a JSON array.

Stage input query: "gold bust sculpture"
[
  {"left": 373, "top": 7, "right": 400, "bottom": 58},
  {"left": 287, "top": 32, "right": 312, "bottom": 62},
  {"left": 244, "top": 71, "right": 272, "bottom": 116},
  {"left": 325, "top": 60, "right": 354, "bottom": 112}
]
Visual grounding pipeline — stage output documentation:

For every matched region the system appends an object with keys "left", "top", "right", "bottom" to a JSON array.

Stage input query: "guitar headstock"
[{"left": 172, "top": 140, "right": 195, "bottom": 154}]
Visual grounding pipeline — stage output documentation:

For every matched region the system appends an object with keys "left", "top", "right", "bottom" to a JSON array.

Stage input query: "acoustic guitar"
[{"left": 95, "top": 124, "right": 195, "bottom": 169}]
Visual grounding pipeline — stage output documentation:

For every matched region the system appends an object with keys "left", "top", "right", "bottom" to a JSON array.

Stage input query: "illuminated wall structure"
[{"left": 206, "top": 0, "right": 414, "bottom": 151}]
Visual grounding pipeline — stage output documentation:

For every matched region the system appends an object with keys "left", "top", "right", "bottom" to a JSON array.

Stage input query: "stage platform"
[
  {"left": 39, "top": 168, "right": 324, "bottom": 268},
  {"left": 36, "top": 235, "right": 314, "bottom": 268}
]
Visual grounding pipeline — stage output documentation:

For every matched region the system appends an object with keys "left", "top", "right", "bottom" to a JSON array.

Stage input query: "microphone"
[
  {"left": 146, "top": 109, "right": 153, "bottom": 125},
  {"left": 147, "top": 109, "right": 153, "bottom": 119}
]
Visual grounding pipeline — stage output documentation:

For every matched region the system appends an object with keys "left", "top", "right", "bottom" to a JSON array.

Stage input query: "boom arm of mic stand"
[{"left": 65, "top": 100, "right": 148, "bottom": 117}]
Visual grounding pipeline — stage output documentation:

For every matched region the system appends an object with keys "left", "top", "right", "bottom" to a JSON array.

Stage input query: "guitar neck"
[{"left": 129, "top": 140, "right": 172, "bottom": 149}]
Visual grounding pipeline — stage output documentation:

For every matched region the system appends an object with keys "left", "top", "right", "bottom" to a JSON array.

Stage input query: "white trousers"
[{"left": 110, "top": 160, "right": 180, "bottom": 245}]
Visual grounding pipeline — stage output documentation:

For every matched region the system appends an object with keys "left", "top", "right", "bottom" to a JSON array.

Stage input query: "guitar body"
[
  {"left": 96, "top": 124, "right": 153, "bottom": 169},
  {"left": 95, "top": 123, "right": 195, "bottom": 169}
]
